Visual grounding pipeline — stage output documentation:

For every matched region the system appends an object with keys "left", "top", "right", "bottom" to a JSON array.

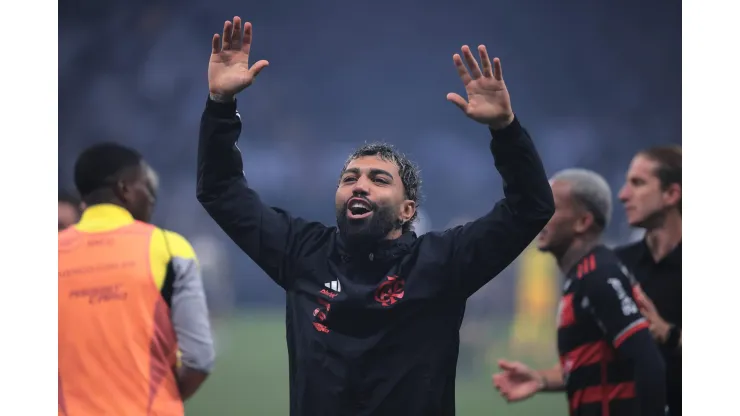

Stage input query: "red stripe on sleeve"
[{"left": 613, "top": 320, "right": 650, "bottom": 348}]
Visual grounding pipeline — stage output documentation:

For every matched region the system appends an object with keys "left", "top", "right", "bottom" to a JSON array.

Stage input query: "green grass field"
[{"left": 185, "top": 311, "right": 568, "bottom": 416}]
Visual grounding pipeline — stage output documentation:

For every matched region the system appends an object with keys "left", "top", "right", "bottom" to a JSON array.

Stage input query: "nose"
[
  {"left": 351, "top": 176, "right": 371, "bottom": 196},
  {"left": 618, "top": 184, "right": 629, "bottom": 203}
]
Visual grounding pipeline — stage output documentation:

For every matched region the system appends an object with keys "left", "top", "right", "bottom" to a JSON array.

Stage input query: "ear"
[
  {"left": 664, "top": 183, "right": 681, "bottom": 207},
  {"left": 114, "top": 179, "right": 130, "bottom": 203},
  {"left": 400, "top": 200, "right": 416, "bottom": 223},
  {"left": 574, "top": 211, "right": 595, "bottom": 234}
]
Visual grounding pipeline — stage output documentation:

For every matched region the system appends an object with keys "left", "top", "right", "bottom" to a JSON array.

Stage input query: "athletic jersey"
[
  {"left": 58, "top": 204, "right": 214, "bottom": 416},
  {"left": 556, "top": 245, "right": 649, "bottom": 416}
]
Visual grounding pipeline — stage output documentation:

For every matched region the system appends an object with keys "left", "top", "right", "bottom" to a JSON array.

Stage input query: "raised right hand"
[
  {"left": 491, "top": 359, "right": 541, "bottom": 403},
  {"left": 208, "top": 16, "right": 269, "bottom": 98}
]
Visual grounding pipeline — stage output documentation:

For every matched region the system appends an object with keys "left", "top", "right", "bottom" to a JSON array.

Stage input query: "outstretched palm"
[
  {"left": 492, "top": 360, "right": 540, "bottom": 402},
  {"left": 447, "top": 45, "right": 514, "bottom": 129},
  {"left": 208, "top": 16, "right": 269, "bottom": 97}
]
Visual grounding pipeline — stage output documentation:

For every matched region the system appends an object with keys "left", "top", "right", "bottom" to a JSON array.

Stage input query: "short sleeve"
[{"left": 581, "top": 268, "right": 649, "bottom": 349}]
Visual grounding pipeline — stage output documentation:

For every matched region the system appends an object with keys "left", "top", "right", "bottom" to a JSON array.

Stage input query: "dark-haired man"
[
  {"left": 616, "top": 146, "right": 682, "bottom": 416},
  {"left": 197, "top": 17, "right": 554, "bottom": 416},
  {"left": 58, "top": 143, "right": 214, "bottom": 415}
]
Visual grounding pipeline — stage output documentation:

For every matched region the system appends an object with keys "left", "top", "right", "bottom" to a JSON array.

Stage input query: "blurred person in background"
[
  {"left": 58, "top": 143, "right": 215, "bottom": 415},
  {"left": 616, "top": 146, "right": 681, "bottom": 416},
  {"left": 508, "top": 244, "right": 559, "bottom": 357},
  {"left": 58, "top": 189, "right": 82, "bottom": 231},
  {"left": 197, "top": 17, "right": 554, "bottom": 416},
  {"left": 492, "top": 169, "right": 665, "bottom": 416}
]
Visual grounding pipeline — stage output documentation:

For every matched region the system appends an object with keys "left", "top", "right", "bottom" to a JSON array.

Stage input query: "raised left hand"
[{"left": 447, "top": 45, "right": 515, "bottom": 130}]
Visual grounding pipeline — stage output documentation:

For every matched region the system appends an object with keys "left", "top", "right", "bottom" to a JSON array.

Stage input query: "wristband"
[
  {"left": 209, "top": 93, "right": 235, "bottom": 103},
  {"left": 538, "top": 375, "right": 548, "bottom": 391}
]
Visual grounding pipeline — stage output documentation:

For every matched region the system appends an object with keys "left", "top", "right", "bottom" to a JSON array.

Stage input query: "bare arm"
[{"left": 536, "top": 364, "right": 566, "bottom": 392}]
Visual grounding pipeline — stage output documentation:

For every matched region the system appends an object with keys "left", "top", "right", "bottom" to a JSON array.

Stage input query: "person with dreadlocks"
[{"left": 196, "top": 16, "right": 555, "bottom": 416}]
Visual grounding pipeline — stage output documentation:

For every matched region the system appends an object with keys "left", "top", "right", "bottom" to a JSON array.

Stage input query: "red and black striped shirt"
[{"left": 557, "top": 246, "right": 650, "bottom": 416}]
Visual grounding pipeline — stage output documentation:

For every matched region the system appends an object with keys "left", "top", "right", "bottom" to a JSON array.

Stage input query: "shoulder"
[
  {"left": 578, "top": 247, "right": 633, "bottom": 286},
  {"left": 410, "top": 229, "right": 453, "bottom": 256},
  {"left": 151, "top": 227, "right": 198, "bottom": 262},
  {"left": 613, "top": 240, "right": 644, "bottom": 265}
]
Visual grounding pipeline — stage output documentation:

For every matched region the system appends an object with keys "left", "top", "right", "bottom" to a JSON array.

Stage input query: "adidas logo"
[{"left": 324, "top": 280, "right": 342, "bottom": 293}]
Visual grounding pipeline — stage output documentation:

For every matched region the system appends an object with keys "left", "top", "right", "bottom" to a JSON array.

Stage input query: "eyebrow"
[{"left": 341, "top": 167, "right": 395, "bottom": 179}]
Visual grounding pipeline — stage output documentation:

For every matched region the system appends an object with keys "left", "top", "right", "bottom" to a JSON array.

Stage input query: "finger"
[
  {"left": 461, "top": 45, "right": 482, "bottom": 79},
  {"left": 452, "top": 54, "right": 472, "bottom": 85},
  {"left": 242, "top": 21, "right": 254, "bottom": 56},
  {"left": 633, "top": 284, "right": 645, "bottom": 298},
  {"left": 493, "top": 57, "right": 504, "bottom": 81},
  {"left": 249, "top": 59, "right": 270, "bottom": 78},
  {"left": 222, "top": 21, "right": 233, "bottom": 50},
  {"left": 640, "top": 297, "right": 656, "bottom": 313},
  {"left": 231, "top": 16, "right": 242, "bottom": 50},
  {"left": 446, "top": 93, "right": 468, "bottom": 113},
  {"left": 638, "top": 300, "right": 654, "bottom": 314},
  {"left": 635, "top": 289, "right": 651, "bottom": 307},
  {"left": 497, "top": 359, "right": 517, "bottom": 371},
  {"left": 642, "top": 295, "right": 655, "bottom": 308},
  {"left": 478, "top": 45, "right": 493, "bottom": 78},
  {"left": 211, "top": 34, "right": 221, "bottom": 54},
  {"left": 635, "top": 287, "right": 650, "bottom": 303}
]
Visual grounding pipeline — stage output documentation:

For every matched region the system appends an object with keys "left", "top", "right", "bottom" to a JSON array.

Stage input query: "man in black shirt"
[
  {"left": 197, "top": 17, "right": 555, "bottom": 416},
  {"left": 616, "top": 146, "right": 682, "bottom": 416},
  {"left": 492, "top": 169, "right": 665, "bottom": 416}
]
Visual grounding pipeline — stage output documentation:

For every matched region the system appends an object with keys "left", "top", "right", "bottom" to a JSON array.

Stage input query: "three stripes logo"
[{"left": 324, "top": 280, "right": 342, "bottom": 293}]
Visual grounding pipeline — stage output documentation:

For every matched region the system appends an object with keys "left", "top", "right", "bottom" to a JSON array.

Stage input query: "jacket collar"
[
  {"left": 333, "top": 229, "right": 416, "bottom": 263},
  {"left": 75, "top": 204, "right": 135, "bottom": 232},
  {"left": 635, "top": 238, "right": 682, "bottom": 266}
]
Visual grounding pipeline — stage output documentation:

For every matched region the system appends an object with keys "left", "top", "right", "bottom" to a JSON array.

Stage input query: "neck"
[
  {"left": 84, "top": 189, "right": 123, "bottom": 209},
  {"left": 644, "top": 210, "right": 682, "bottom": 262},
  {"left": 385, "top": 228, "right": 403, "bottom": 240},
  {"left": 558, "top": 236, "right": 600, "bottom": 274}
]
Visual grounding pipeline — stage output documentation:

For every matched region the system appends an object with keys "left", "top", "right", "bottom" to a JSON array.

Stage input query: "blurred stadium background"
[{"left": 59, "top": 0, "right": 679, "bottom": 414}]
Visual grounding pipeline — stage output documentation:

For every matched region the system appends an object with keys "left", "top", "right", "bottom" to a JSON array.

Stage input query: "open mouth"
[{"left": 347, "top": 197, "right": 373, "bottom": 220}]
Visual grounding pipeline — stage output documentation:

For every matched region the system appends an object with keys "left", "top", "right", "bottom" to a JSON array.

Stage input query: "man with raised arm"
[{"left": 197, "top": 16, "right": 554, "bottom": 416}]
